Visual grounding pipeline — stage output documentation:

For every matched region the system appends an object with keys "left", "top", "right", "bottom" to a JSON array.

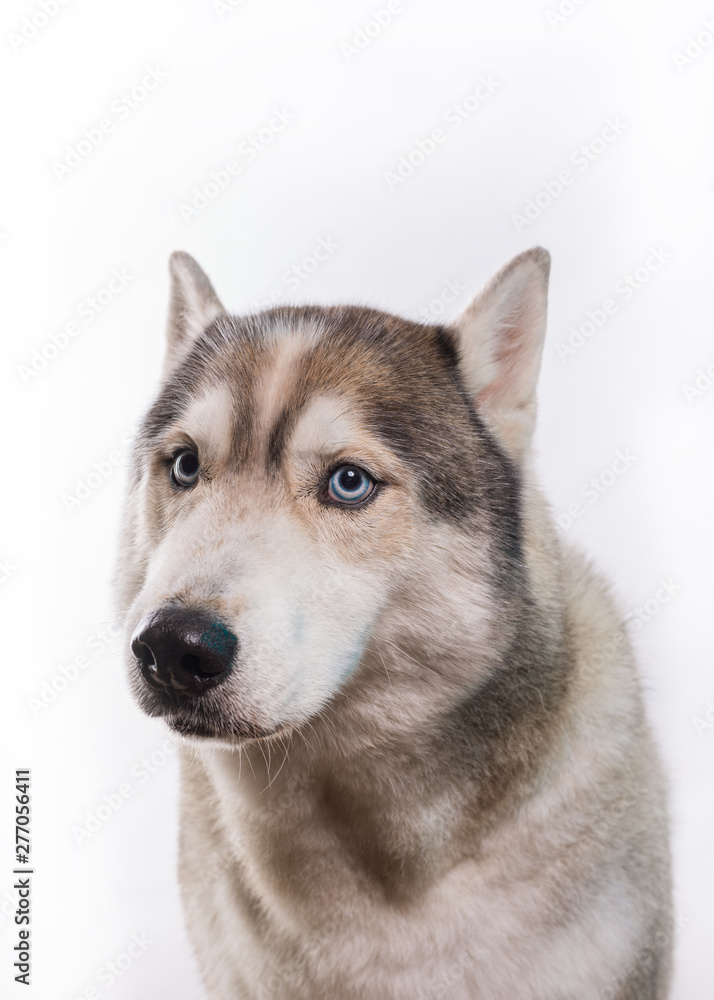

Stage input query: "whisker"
[{"left": 378, "top": 650, "right": 394, "bottom": 688}]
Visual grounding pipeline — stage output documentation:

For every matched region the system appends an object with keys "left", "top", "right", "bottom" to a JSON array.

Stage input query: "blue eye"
[
  {"left": 327, "top": 465, "right": 375, "bottom": 505},
  {"left": 172, "top": 450, "right": 200, "bottom": 487}
]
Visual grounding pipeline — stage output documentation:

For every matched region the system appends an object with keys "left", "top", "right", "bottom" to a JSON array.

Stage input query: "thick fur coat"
[{"left": 115, "top": 248, "right": 672, "bottom": 999}]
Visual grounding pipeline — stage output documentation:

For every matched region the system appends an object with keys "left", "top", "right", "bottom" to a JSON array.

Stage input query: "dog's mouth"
[
  {"left": 166, "top": 711, "right": 279, "bottom": 743},
  {"left": 130, "top": 664, "right": 279, "bottom": 743}
]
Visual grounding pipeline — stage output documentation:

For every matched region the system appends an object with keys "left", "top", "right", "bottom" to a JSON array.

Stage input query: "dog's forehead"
[
  {"left": 169, "top": 328, "right": 378, "bottom": 463},
  {"left": 206, "top": 305, "right": 455, "bottom": 391},
  {"left": 146, "top": 306, "right": 459, "bottom": 447}
]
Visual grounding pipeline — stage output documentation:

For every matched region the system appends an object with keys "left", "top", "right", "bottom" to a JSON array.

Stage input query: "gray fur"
[{"left": 115, "top": 248, "right": 672, "bottom": 999}]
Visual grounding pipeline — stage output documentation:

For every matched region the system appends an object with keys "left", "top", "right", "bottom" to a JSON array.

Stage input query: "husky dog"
[{"left": 115, "top": 248, "right": 672, "bottom": 999}]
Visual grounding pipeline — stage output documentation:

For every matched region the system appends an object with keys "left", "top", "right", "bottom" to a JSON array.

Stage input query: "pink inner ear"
[
  {"left": 458, "top": 247, "right": 549, "bottom": 458},
  {"left": 477, "top": 297, "right": 540, "bottom": 412}
]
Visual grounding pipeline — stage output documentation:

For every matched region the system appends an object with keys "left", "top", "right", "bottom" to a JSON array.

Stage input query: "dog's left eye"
[
  {"left": 172, "top": 450, "right": 200, "bottom": 488},
  {"left": 327, "top": 465, "right": 374, "bottom": 505}
]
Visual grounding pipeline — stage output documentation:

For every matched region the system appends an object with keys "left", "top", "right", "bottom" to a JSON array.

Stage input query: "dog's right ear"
[
  {"left": 164, "top": 251, "right": 225, "bottom": 374},
  {"left": 452, "top": 247, "right": 550, "bottom": 463}
]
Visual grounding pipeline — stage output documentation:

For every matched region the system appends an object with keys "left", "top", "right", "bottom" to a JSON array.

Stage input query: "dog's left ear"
[
  {"left": 164, "top": 251, "right": 225, "bottom": 374},
  {"left": 452, "top": 247, "right": 550, "bottom": 462}
]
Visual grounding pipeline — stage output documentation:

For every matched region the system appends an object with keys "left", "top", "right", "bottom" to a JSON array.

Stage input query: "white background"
[{"left": 1, "top": 0, "right": 712, "bottom": 997}]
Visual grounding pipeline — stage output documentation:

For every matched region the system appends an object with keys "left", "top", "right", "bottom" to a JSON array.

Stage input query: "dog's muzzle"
[{"left": 131, "top": 606, "right": 237, "bottom": 698}]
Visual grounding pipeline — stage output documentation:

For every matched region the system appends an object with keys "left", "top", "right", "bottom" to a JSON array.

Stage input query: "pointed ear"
[
  {"left": 164, "top": 251, "right": 225, "bottom": 374},
  {"left": 452, "top": 247, "right": 550, "bottom": 462}
]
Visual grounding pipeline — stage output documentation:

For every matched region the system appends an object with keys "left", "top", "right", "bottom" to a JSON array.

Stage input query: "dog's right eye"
[{"left": 171, "top": 450, "right": 200, "bottom": 488}]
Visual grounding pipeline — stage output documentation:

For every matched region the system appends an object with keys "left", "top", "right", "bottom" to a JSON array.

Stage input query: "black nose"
[{"left": 131, "top": 607, "right": 237, "bottom": 697}]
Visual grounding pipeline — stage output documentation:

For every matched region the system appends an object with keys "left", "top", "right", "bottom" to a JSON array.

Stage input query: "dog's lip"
[
  {"left": 130, "top": 664, "right": 286, "bottom": 742},
  {"left": 166, "top": 712, "right": 283, "bottom": 743}
]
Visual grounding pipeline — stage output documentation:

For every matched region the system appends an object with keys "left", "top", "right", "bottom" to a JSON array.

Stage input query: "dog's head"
[{"left": 116, "top": 248, "right": 551, "bottom": 747}]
